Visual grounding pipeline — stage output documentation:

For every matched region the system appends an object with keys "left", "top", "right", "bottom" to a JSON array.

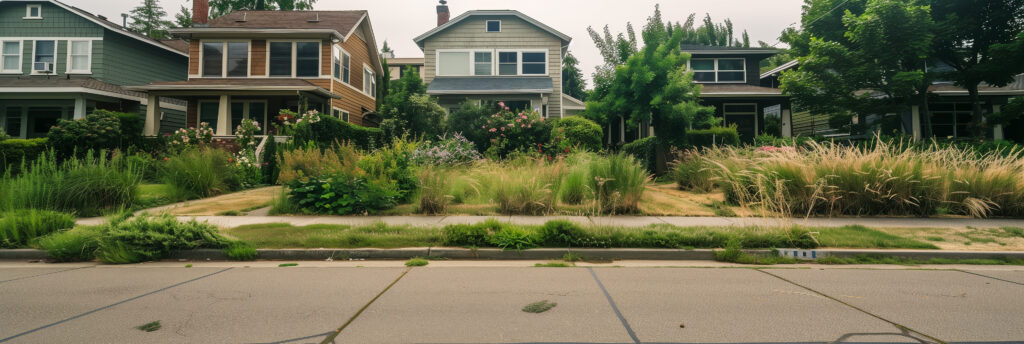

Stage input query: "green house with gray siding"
[{"left": 0, "top": 0, "right": 188, "bottom": 138}]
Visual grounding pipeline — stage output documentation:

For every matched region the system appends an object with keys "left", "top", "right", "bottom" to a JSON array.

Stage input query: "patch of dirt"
[
  {"left": 877, "top": 227, "right": 1024, "bottom": 251},
  {"left": 639, "top": 184, "right": 741, "bottom": 216},
  {"left": 165, "top": 186, "right": 281, "bottom": 216}
]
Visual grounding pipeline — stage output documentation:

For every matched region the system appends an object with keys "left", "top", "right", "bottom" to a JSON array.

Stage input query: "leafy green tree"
[
  {"left": 209, "top": 0, "right": 316, "bottom": 18},
  {"left": 932, "top": 0, "right": 1024, "bottom": 136},
  {"left": 378, "top": 69, "right": 445, "bottom": 139},
  {"left": 562, "top": 50, "right": 587, "bottom": 101},
  {"left": 128, "top": 0, "right": 173, "bottom": 39},
  {"left": 587, "top": 6, "right": 714, "bottom": 172},
  {"left": 173, "top": 5, "right": 191, "bottom": 28}
]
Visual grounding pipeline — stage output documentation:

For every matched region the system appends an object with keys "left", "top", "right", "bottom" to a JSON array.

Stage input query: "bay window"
[
  {"left": 2, "top": 41, "right": 21, "bottom": 73},
  {"left": 333, "top": 46, "right": 351, "bottom": 83},
  {"left": 690, "top": 58, "right": 745, "bottom": 83},
  {"left": 67, "top": 40, "right": 91, "bottom": 73}
]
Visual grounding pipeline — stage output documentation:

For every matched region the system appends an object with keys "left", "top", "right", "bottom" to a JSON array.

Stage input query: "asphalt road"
[{"left": 1, "top": 260, "right": 1022, "bottom": 344}]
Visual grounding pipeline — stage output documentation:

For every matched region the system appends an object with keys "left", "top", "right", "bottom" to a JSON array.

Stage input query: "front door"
[{"left": 723, "top": 103, "right": 758, "bottom": 143}]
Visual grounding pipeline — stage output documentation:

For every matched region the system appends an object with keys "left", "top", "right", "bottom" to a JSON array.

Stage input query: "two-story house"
[
  {"left": 413, "top": 3, "right": 572, "bottom": 117},
  {"left": 0, "top": 0, "right": 188, "bottom": 139},
  {"left": 130, "top": 0, "right": 384, "bottom": 136},
  {"left": 386, "top": 57, "right": 424, "bottom": 81}
]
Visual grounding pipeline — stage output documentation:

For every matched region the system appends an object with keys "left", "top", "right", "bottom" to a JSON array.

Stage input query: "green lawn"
[{"left": 133, "top": 184, "right": 178, "bottom": 210}]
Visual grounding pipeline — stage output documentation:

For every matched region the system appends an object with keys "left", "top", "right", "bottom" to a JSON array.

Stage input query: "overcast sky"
[{"left": 69, "top": 0, "right": 804, "bottom": 87}]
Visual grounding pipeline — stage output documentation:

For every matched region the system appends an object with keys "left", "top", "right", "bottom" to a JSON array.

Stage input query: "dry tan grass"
[{"left": 166, "top": 186, "right": 281, "bottom": 215}]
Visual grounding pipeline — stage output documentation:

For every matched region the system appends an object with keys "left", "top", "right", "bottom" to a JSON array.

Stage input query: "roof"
[
  {"left": 159, "top": 39, "right": 190, "bottom": 54},
  {"left": 426, "top": 77, "right": 554, "bottom": 95},
  {"left": 760, "top": 59, "right": 799, "bottom": 80},
  {"left": 562, "top": 94, "right": 585, "bottom": 109},
  {"left": 2, "top": 0, "right": 187, "bottom": 57},
  {"left": 127, "top": 79, "right": 338, "bottom": 98},
  {"left": 681, "top": 45, "right": 779, "bottom": 56},
  {"left": 414, "top": 10, "right": 571, "bottom": 49},
  {"left": 388, "top": 57, "right": 425, "bottom": 65},
  {"left": 928, "top": 83, "right": 1024, "bottom": 96},
  {"left": 698, "top": 84, "right": 786, "bottom": 97},
  {"left": 0, "top": 77, "right": 184, "bottom": 106}
]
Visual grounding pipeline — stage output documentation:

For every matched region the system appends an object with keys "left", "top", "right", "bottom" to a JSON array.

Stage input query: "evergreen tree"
[
  {"left": 128, "top": 0, "right": 173, "bottom": 39},
  {"left": 174, "top": 5, "right": 191, "bottom": 28},
  {"left": 209, "top": 0, "right": 316, "bottom": 18},
  {"left": 562, "top": 50, "right": 587, "bottom": 101}
]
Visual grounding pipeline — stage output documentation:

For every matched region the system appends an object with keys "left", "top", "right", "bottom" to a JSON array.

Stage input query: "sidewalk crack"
[
  {"left": 319, "top": 267, "right": 412, "bottom": 344},
  {"left": 588, "top": 267, "right": 640, "bottom": 344}
]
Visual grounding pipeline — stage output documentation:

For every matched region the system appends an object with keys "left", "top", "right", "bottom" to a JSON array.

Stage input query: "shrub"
[
  {"left": 0, "top": 209, "right": 75, "bottom": 248},
  {"left": 224, "top": 242, "right": 257, "bottom": 261},
  {"left": 0, "top": 138, "right": 48, "bottom": 175},
  {"left": 359, "top": 138, "right": 418, "bottom": 202},
  {"left": 537, "top": 220, "right": 588, "bottom": 247},
  {"left": 489, "top": 226, "right": 537, "bottom": 251},
  {"left": 161, "top": 148, "right": 237, "bottom": 199},
  {"left": 37, "top": 227, "right": 102, "bottom": 262},
  {"left": 589, "top": 153, "right": 649, "bottom": 214},
  {"left": 261, "top": 135, "right": 280, "bottom": 185},
  {"left": 291, "top": 113, "right": 384, "bottom": 151},
  {"left": 278, "top": 144, "right": 360, "bottom": 184},
  {"left": 445, "top": 100, "right": 496, "bottom": 153},
  {"left": 0, "top": 128, "right": 9, "bottom": 141},
  {"left": 165, "top": 122, "right": 215, "bottom": 153},
  {"left": 621, "top": 136, "right": 658, "bottom": 173},
  {"left": 287, "top": 175, "right": 400, "bottom": 215},
  {"left": 95, "top": 214, "right": 231, "bottom": 264},
  {"left": 550, "top": 116, "right": 603, "bottom": 152},
  {"left": 412, "top": 133, "right": 483, "bottom": 166},
  {"left": 688, "top": 126, "right": 740, "bottom": 147},
  {"left": 442, "top": 219, "right": 504, "bottom": 246},
  {"left": 479, "top": 105, "right": 553, "bottom": 158},
  {"left": 672, "top": 150, "right": 714, "bottom": 192},
  {"left": 47, "top": 111, "right": 131, "bottom": 157}
]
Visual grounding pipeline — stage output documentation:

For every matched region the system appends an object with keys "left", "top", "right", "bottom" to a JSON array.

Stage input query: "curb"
[{"left": 5, "top": 248, "right": 1024, "bottom": 262}]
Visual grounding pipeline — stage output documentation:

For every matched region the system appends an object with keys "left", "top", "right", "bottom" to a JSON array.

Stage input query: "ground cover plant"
[{"left": 0, "top": 209, "right": 75, "bottom": 248}]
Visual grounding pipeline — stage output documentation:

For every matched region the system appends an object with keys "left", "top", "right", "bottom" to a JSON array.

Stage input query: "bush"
[
  {"left": 261, "top": 135, "right": 280, "bottom": 185},
  {"left": 442, "top": 220, "right": 503, "bottom": 246},
  {"left": 292, "top": 114, "right": 384, "bottom": 151},
  {"left": 287, "top": 175, "right": 400, "bottom": 215},
  {"left": 489, "top": 226, "right": 537, "bottom": 251},
  {"left": 359, "top": 138, "right": 418, "bottom": 202},
  {"left": 479, "top": 106, "right": 553, "bottom": 158},
  {"left": 0, "top": 209, "right": 75, "bottom": 248},
  {"left": 411, "top": 133, "right": 483, "bottom": 166},
  {"left": 688, "top": 126, "right": 740, "bottom": 147},
  {"left": 278, "top": 144, "right": 360, "bottom": 184},
  {"left": 165, "top": 122, "right": 215, "bottom": 153},
  {"left": 47, "top": 110, "right": 138, "bottom": 157},
  {"left": 589, "top": 153, "right": 649, "bottom": 214},
  {"left": 672, "top": 150, "right": 714, "bottom": 192},
  {"left": 550, "top": 116, "right": 603, "bottom": 152},
  {"left": 0, "top": 138, "right": 48, "bottom": 175},
  {"left": 537, "top": 220, "right": 588, "bottom": 247},
  {"left": 1, "top": 150, "right": 142, "bottom": 216},
  {"left": 161, "top": 148, "right": 237, "bottom": 199},
  {"left": 621, "top": 136, "right": 658, "bottom": 173},
  {"left": 95, "top": 214, "right": 231, "bottom": 264},
  {"left": 37, "top": 227, "right": 102, "bottom": 262},
  {"left": 224, "top": 242, "right": 257, "bottom": 261},
  {"left": 445, "top": 101, "right": 495, "bottom": 153}
]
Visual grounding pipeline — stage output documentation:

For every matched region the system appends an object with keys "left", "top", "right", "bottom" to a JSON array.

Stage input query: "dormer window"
[
  {"left": 691, "top": 58, "right": 745, "bottom": 83},
  {"left": 25, "top": 4, "right": 42, "bottom": 19},
  {"left": 486, "top": 20, "right": 501, "bottom": 32}
]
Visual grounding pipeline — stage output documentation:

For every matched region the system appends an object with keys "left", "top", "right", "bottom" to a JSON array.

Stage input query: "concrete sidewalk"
[{"left": 77, "top": 214, "right": 1024, "bottom": 229}]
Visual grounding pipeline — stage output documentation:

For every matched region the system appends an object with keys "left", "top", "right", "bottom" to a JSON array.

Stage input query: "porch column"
[
  {"left": 20, "top": 111, "right": 28, "bottom": 138},
  {"left": 781, "top": 109, "right": 793, "bottom": 138},
  {"left": 73, "top": 96, "right": 87, "bottom": 120},
  {"left": 144, "top": 94, "right": 160, "bottom": 136},
  {"left": 993, "top": 105, "right": 1004, "bottom": 140},
  {"left": 216, "top": 95, "right": 231, "bottom": 136},
  {"left": 911, "top": 105, "right": 922, "bottom": 141}
]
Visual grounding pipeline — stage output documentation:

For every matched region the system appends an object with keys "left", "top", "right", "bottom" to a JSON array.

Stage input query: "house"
[
  {"left": 760, "top": 60, "right": 1024, "bottom": 141},
  {"left": 0, "top": 0, "right": 188, "bottom": 139},
  {"left": 129, "top": 0, "right": 385, "bottom": 135},
  {"left": 413, "top": 2, "right": 572, "bottom": 117},
  {"left": 386, "top": 57, "right": 424, "bottom": 81}
]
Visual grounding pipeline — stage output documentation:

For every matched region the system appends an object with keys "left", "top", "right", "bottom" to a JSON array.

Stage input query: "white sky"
[{"left": 69, "top": 0, "right": 804, "bottom": 87}]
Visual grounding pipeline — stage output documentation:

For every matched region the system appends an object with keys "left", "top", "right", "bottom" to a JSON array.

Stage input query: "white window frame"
[
  {"left": 436, "top": 49, "right": 548, "bottom": 77},
  {"left": 265, "top": 40, "right": 321, "bottom": 78},
  {"left": 65, "top": 39, "right": 92, "bottom": 74},
  {"left": 24, "top": 4, "right": 42, "bottom": 19},
  {"left": 30, "top": 40, "right": 56, "bottom": 75},
  {"left": 689, "top": 58, "right": 746, "bottom": 83},
  {"left": 332, "top": 107, "right": 351, "bottom": 122},
  {"left": 485, "top": 20, "right": 501, "bottom": 32},
  {"left": 1, "top": 40, "right": 23, "bottom": 74},
  {"left": 363, "top": 64, "right": 376, "bottom": 98},
  {"left": 333, "top": 45, "right": 351, "bottom": 84},
  {"left": 199, "top": 40, "right": 251, "bottom": 78}
]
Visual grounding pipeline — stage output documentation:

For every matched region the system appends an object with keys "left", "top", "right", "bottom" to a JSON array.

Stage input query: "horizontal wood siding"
[
  {"left": 321, "top": 39, "right": 331, "bottom": 76},
  {"left": 330, "top": 34, "right": 376, "bottom": 126},
  {"left": 422, "top": 15, "right": 564, "bottom": 117},
  {"left": 250, "top": 40, "right": 266, "bottom": 76},
  {"left": 188, "top": 40, "right": 200, "bottom": 75}
]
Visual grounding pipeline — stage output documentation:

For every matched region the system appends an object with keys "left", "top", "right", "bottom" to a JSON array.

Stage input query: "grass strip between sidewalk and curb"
[{"left": 319, "top": 267, "right": 411, "bottom": 344}]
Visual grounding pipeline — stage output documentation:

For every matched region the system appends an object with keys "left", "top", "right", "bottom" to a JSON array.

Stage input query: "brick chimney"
[
  {"left": 193, "top": 0, "right": 209, "bottom": 27},
  {"left": 436, "top": 0, "right": 450, "bottom": 26}
]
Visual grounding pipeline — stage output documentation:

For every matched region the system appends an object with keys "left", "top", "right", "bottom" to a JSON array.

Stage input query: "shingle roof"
[
  {"left": 0, "top": 77, "right": 185, "bottom": 106},
  {"left": 207, "top": 10, "right": 366, "bottom": 35},
  {"left": 414, "top": 10, "right": 571, "bottom": 48},
  {"left": 128, "top": 79, "right": 338, "bottom": 98},
  {"left": 159, "top": 39, "right": 190, "bottom": 54},
  {"left": 426, "top": 77, "right": 554, "bottom": 95}
]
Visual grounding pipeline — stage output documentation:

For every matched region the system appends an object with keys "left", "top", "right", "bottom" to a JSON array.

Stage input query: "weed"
[
  {"left": 704, "top": 201, "right": 737, "bottom": 217},
  {"left": 405, "top": 258, "right": 429, "bottom": 267},
  {"left": 562, "top": 251, "right": 583, "bottom": 262},
  {"left": 136, "top": 321, "right": 161, "bottom": 332},
  {"left": 278, "top": 263, "right": 298, "bottom": 267},
  {"left": 185, "top": 264, "right": 192, "bottom": 268},
  {"left": 925, "top": 236, "right": 946, "bottom": 242},
  {"left": 490, "top": 226, "right": 537, "bottom": 252},
  {"left": 535, "top": 262, "right": 572, "bottom": 267},
  {"left": 161, "top": 149, "right": 237, "bottom": 199},
  {"left": 224, "top": 242, "right": 257, "bottom": 261},
  {"left": 714, "top": 239, "right": 797, "bottom": 265},
  {"left": 522, "top": 300, "right": 557, "bottom": 313},
  {"left": 817, "top": 254, "right": 1024, "bottom": 265}
]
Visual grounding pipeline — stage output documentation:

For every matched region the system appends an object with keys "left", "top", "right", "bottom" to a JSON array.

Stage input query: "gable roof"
[
  {"left": 2, "top": 0, "right": 187, "bottom": 57},
  {"left": 414, "top": 10, "right": 571, "bottom": 49},
  {"left": 760, "top": 59, "right": 799, "bottom": 80}
]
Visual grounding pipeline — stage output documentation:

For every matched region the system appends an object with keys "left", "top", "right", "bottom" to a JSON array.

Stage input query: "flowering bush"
[
  {"left": 412, "top": 133, "right": 482, "bottom": 166},
  {"left": 235, "top": 119, "right": 261, "bottom": 152},
  {"left": 479, "top": 103, "right": 552, "bottom": 158},
  {"left": 276, "top": 109, "right": 323, "bottom": 138},
  {"left": 166, "top": 122, "right": 214, "bottom": 152}
]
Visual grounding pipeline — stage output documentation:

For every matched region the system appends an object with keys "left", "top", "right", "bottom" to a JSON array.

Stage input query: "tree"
[
  {"left": 128, "top": 0, "right": 173, "bottom": 39},
  {"left": 378, "top": 69, "right": 445, "bottom": 139},
  {"left": 173, "top": 5, "right": 191, "bottom": 28},
  {"left": 381, "top": 41, "right": 394, "bottom": 56},
  {"left": 932, "top": 0, "right": 1024, "bottom": 136},
  {"left": 562, "top": 50, "right": 587, "bottom": 101},
  {"left": 587, "top": 6, "right": 714, "bottom": 172},
  {"left": 209, "top": 0, "right": 316, "bottom": 18}
]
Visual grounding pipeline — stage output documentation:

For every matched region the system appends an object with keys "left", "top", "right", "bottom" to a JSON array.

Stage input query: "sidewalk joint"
[
  {"left": 956, "top": 270, "right": 1024, "bottom": 286},
  {"left": 319, "top": 267, "right": 412, "bottom": 344},
  {"left": 0, "top": 266, "right": 93, "bottom": 284},
  {"left": 587, "top": 267, "right": 640, "bottom": 344}
]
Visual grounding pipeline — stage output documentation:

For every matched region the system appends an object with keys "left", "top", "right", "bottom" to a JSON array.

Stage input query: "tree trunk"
[
  {"left": 967, "top": 84, "right": 985, "bottom": 138},
  {"left": 918, "top": 86, "right": 932, "bottom": 139},
  {"left": 654, "top": 137, "right": 668, "bottom": 175}
]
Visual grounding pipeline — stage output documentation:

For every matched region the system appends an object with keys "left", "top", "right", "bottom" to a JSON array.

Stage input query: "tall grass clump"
[
  {"left": 701, "top": 138, "right": 1024, "bottom": 218},
  {"left": 493, "top": 158, "right": 564, "bottom": 215},
  {"left": 277, "top": 143, "right": 359, "bottom": 184},
  {"left": 0, "top": 209, "right": 75, "bottom": 248},
  {"left": 588, "top": 153, "right": 649, "bottom": 214},
  {"left": 559, "top": 153, "right": 594, "bottom": 205},
  {"left": 418, "top": 168, "right": 452, "bottom": 214},
  {"left": 672, "top": 149, "right": 715, "bottom": 192},
  {"left": 0, "top": 150, "right": 142, "bottom": 216},
  {"left": 161, "top": 148, "right": 237, "bottom": 199}
]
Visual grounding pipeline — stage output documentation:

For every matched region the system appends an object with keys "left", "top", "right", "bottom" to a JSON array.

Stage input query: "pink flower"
[
  {"left": 482, "top": 125, "right": 487, "bottom": 129},
  {"left": 489, "top": 128, "right": 497, "bottom": 132},
  {"left": 521, "top": 124, "right": 526, "bottom": 128},
  {"left": 507, "top": 123, "right": 514, "bottom": 127},
  {"left": 498, "top": 102, "right": 505, "bottom": 107},
  {"left": 500, "top": 127, "right": 505, "bottom": 131}
]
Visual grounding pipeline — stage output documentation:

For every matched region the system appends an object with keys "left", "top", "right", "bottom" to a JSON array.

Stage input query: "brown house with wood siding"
[{"left": 128, "top": 0, "right": 384, "bottom": 136}]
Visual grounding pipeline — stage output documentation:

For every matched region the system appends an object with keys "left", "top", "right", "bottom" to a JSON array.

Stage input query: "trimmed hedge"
[
  {"left": 46, "top": 110, "right": 142, "bottom": 157},
  {"left": 551, "top": 116, "right": 603, "bottom": 151},
  {"left": 292, "top": 115, "right": 384, "bottom": 150},
  {"left": 688, "top": 126, "right": 740, "bottom": 147},
  {"left": 0, "top": 138, "right": 48, "bottom": 174},
  {"left": 621, "top": 136, "right": 658, "bottom": 173}
]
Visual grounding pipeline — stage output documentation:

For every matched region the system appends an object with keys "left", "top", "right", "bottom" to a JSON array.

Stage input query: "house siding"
[
  {"left": 99, "top": 30, "right": 186, "bottom": 86},
  {"left": 250, "top": 40, "right": 266, "bottom": 76},
  {"left": 330, "top": 34, "right": 377, "bottom": 126},
  {"left": 0, "top": 2, "right": 103, "bottom": 37},
  {"left": 422, "top": 15, "right": 564, "bottom": 117}
]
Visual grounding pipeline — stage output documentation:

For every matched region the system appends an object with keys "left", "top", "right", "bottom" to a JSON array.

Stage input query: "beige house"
[
  {"left": 413, "top": 4, "right": 571, "bottom": 117},
  {"left": 387, "top": 57, "right": 424, "bottom": 81}
]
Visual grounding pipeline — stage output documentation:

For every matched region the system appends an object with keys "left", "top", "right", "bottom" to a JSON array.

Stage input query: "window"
[
  {"left": 333, "top": 46, "right": 351, "bottom": 83},
  {"left": 486, "top": 20, "right": 501, "bottom": 32},
  {"left": 201, "top": 42, "right": 223, "bottom": 77},
  {"left": 342, "top": 52, "right": 351, "bottom": 83},
  {"left": 295, "top": 42, "right": 319, "bottom": 77},
  {"left": 690, "top": 58, "right": 745, "bottom": 83},
  {"left": 474, "top": 52, "right": 491, "bottom": 75},
  {"left": 25, "top": 4, "right": 41, "bottom": 19},
  {"left": 226, "top": 42, "right": 248, "bottom": 77},
  {"left": 332, "top": 46, "right": 340, "bottom": 79},
  {"left": 363, "top": 67, "right": 376, "bottom": 97},
  {"left": 332, "top": 108, "right": 350, "bottom": 122},
  {"left": 32, "top": 40, "right": 55, "bottom": 73},
  {"left": 268, "top": 42, "right": 292, "bottom": 76},
  {"left": 498, "top": 51, "right": 517, "bottom": 75},
  {"left": 521, "top": 52, "right": 545, "bottom": 75},
  {"left": 502, "top": 100, "right": 531, "bottom": 112},
  {"left": 66, "top": 40, "right": 91, "bottom": 73},
  {"left": 930, "top": 102, "right": 976, "bottom": 138},
  {"left": 2, "top": 41, "right": 21, "bottom": 73},
  {"left": 438, "top": 51, "right": 470, "bottom": 76}
]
